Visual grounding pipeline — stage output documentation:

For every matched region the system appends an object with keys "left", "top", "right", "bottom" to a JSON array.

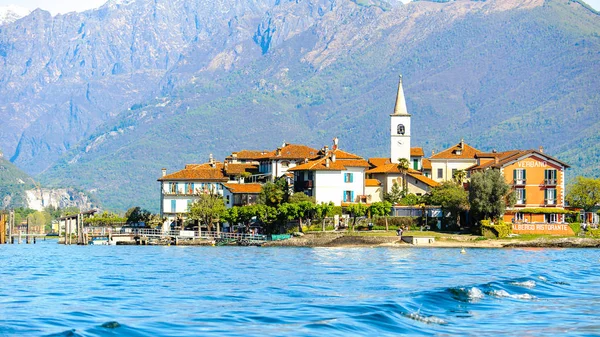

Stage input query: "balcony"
[
  {"left": 516, "top": 199, "right": 526, "bottom": 206},
  {"left": 544, "top": 179, "right": 557, "bottom": 186},
  {"left": 513, "top": 179, "right": 526, "bottom": 186},
  {"left": 545, "top": 199, "right": 556, "bottom": 206}
]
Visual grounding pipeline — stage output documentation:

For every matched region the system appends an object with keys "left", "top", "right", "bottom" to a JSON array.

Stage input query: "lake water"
[{"left": 1, "top": 240, "right": 599, "bottom": 336}]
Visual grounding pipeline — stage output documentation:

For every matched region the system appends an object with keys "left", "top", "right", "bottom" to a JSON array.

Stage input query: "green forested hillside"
[
  {"left": 0, "top": 155, "right": 35, "bottom": 209},
  {"left": 33, "top": 0, "right": 600, "bottom": 212}
]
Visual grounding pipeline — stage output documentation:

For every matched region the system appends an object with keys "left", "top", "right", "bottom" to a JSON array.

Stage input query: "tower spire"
[{"left": 393, "top": 74, "right": 409, "bottom": 115}]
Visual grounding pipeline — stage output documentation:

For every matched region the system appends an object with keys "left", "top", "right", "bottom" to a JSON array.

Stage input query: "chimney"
[
  {"left": 460, "top": 138, "right": 464, "bottom": 149},
  {"left": 282, "top": 141, "right": 287, "bottom": 148},
  {"left": 492, "top": 149, "right": 497, "bottom": 153},
  {"left": 539, "top": 146, "right": 544, "bottom": 153},
  {"left": 494, "top": 156, "right": 499, "bottom": 165},
  {"left": 324, "top": 146, "right": 329, "bottom": 155},
  {"left": 276, "top": 147, "right": 282, "bottom": 156},
  {"left": 431, "top": 150, "right": 435, "bottom": 156},
  {"left": 162, "top": 168, "right": 167, "bottom": 177},
  {"left": 333, "top": 137, "right": 339, "bottom": 150},
  {"left": 209, "top": 153, "right": 216, "bottom": 167},
  {"left": 332, "top": 153, "right": 336, "bottom": 163},
  {"left": 326, "top": 158, "right": 330, "bottom": 168}
]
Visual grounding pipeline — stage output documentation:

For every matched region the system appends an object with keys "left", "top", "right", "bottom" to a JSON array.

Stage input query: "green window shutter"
[
  {"left": 523, "top": 188, "right": 526, "bottom": 202},
  {"left": 544, "top": 189, "right": 548, "bottom": 201},
  {"left": 513, "top": 169, "right": 517, "bottom": 181},
  {"left": 523, "top": 169, "right": 526, "bottom": 181}
]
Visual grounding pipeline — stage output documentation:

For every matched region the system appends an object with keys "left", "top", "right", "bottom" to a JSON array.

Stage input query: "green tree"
[
  {"left": 469, "top": 170, "right": 515, "bottom": 223},
  {"left": 289, "top": 192, "right": 315, "bottom": 204},
  {"left": 399, "top": 193, "right": 421, "bottom": 206},
  {"left": 278, "top": 203, "right": 300, "bottom": 232},
  {"left": 566, "top": 176, "right": 600, "bottom": 212},
  {"left": 27, "top": 211, "right": 52, "bottom": 232},
  {"left": 368, "top": 201, "right": 392, "bottom": 230},
  {"left": 125, "top": 206, "right": 151, "bottom": 225},
  {"left": 453, "top": 169, "right": 467, "bottom": 185},
  {"left": 397, "top": 158, "right": 410, "bottom": 192},
  {"left": 188, "top": 193, "right": 227, "bottom": 231},
  {"left": 428, "top": 181, "right": 469, "bottom": 229},
  {"left": 314, "top": 202, "right": 335, "bottom": 231},
  {"left": 383, "top": 182, "right": 404, "bottom": 205},
  {"left": 222, "top": 207, "right": 240, "bottom": 229},
  {"left": 346, "top": 203, "right": 368, "bottom": 231},
  {"left": 259, "top": 181, "right": 286, "bottom": 207}
]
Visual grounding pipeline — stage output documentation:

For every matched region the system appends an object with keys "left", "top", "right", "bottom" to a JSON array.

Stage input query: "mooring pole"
[
  {"left": 10, "top": 210, "right": 14, "bottom": 244},
  {"left": 26, "top": 217, "right": 30, "bottom": 244}
]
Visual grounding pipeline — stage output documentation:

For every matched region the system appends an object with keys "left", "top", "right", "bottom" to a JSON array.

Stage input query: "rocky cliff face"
[
  {"left": 24, "top": 188, "right": 95, "bottom": 211},
  {"left": 0, "top": 0, "right": 598, "bottom": 211}
]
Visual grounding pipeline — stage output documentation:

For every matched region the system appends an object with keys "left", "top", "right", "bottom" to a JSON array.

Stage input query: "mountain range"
[{"left": 0, "top": 0, "right": 598, "bottom": 212}]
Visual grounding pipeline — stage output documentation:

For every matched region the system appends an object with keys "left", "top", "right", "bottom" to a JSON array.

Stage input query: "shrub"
[
  {"left": 374, "top": 216, "right": 418, "bottom": 229},
  {"left": 589, "top": 228, "right": 600, "bottom": 238},
  {"left": 569, "top": 223, "right": 581, "bottom": 235},
  {"left": 480, "top": 220, "right": 511, "bottom": 238}
]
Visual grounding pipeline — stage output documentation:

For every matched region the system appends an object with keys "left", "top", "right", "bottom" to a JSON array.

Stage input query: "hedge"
[
  {"left": 569, "top": 223, "right": 581, "bottom": 235},
  {"left": 480, "top": 220, "right": 511, "bottom": 238},
  {"left": 517, "top": 208, "right": 578, "bottom": 215},
  {"left": 590, "top": 229, "right": 600, "bottom": 238}
]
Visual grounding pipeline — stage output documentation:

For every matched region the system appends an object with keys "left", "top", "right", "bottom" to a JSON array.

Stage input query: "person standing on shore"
[{"left": 396, "top": 226, "right": 403, "bottom": 239}]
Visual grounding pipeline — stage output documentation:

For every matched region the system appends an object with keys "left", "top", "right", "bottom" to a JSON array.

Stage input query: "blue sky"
[{"left": 1, "top": 0, "right": 599, "bottom": 15}]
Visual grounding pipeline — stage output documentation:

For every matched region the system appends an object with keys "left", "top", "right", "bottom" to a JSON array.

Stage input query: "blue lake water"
[{"left": 1, "top": 240, "right": 599, "bottom": 336}]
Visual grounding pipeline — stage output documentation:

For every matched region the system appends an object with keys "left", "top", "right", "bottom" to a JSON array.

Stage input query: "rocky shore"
[{"left": 262, "top": 233, "right": 600, "bottom": 248}]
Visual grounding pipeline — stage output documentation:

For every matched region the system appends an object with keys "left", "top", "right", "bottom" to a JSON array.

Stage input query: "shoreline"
[{"left": 261, "top": 233, "right": 600, "bottom": 248}]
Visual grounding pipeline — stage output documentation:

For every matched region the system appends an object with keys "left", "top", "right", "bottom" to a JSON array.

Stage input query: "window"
[
  {"left": 343, "top": 191, "right": 354, "bottom": 202},
  {"left": 515, "top": 188, "right": 526, "bottom": 204},
  {"left": 281, "top": 161, "right": 290, "bottom": 168},
  {"left": 437, "top": 168, "right": 443, "bottom": 179},
  {"left": 515, "top": 213, "right": 524, "bottom": 222},
  {"left": 545, "top": 169, "right": 557, "bottom": 185},
  {"left": 545, "top": 188, "right": 556, "bottom": 205},
  {"left": 226, "top": 195, "right": 230, "bottom": 205},
  {"left": 413, "top": 159, "right": 419, "bottom": 170},
  {"left": 170, "top": 182, "right": 177, "bottom": 194},
  {"left": 545, "top": 213, "right": 558, "bottom": 223},
  {"left": 344, "top": 173, "right": 354, "bottom": 183},
  {"left": 513, "top": 169, "right": 526, "bottom": 184},
  {"left": 171, "top": 200, "right": 176, "bottom": 213}
]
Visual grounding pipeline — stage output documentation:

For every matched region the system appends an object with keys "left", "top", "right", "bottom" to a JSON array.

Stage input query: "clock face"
[{"left": 397, "top": 124, "right": 405, "bottom": 135}]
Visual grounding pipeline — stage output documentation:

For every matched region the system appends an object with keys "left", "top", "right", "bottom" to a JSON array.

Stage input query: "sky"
[{"left": 0, "top": 0, "right": 599, "bottom": 15}]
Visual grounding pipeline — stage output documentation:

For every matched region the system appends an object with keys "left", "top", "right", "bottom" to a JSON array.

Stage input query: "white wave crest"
[
  {"left": 489, "top": 289, "right": 536, "bottom": 300},
  {"left": 511, "top": 280, "right": 536, "bottom": 288},
  {"left": 468, "top": 287, "right": 485, "bottom": 300},
  {"left": 406, "top": 312, "right": 447, "bottom": 325}
]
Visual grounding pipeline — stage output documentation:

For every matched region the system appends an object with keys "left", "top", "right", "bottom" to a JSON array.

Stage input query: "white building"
[
  {"left": 258, "top": 143, "right": 320, "bottom": 181},
  {"left": 289, "top": 144, "right": 370, "bottom": 205},
  {"left": 158, "top": 157, "right": 259, "bottom": 226},
  {"left": 390, "top": 75, "right": 411, "bottom": 164}
]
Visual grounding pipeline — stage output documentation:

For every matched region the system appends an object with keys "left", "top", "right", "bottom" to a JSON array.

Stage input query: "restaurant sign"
[{"left": 512, "top": 223, "right": 574, "bottom": 235}]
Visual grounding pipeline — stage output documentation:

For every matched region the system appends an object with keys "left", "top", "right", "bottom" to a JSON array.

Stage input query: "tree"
[
  {"left": 566, "top": 176, "right": 600, "bottom": 212},
  {"left": 314, "top": 202, "right": 335, "bottom": 231},
  {"left": 428, "top": 181, "right": 469, "bottom": 229},
  {"left": 468, "top": 170, "right": 515, "bottom": 223},
  {"left": 289, "top": 192, "right": 315, "bottom": 204},
  {"left": 368, "top": 201, "right": 392, "bottom": 230},
  {"left": 346, "top": 203, "right": 368, "bottom": 231},
  {"left": 188, "top": 193, "right": 227, "bottom": 231},
  {"left": 259, "top": 181, "right": 286, "bottom": 207},
  {"left": 125, "top": 206, "right": 151, "bottom": 225},
  {"left": 278, "top": 203, "right": 300, "bottom": 232},
  {"left": 453, "top": 169, "right": 467, "bottom": 186},
  {"left": 383, "top": 182, "right": 404, "bottom": 205},
  {"left": 399, "top": 193, "right": 421, "bottom": 206},
  {"left": 397, "top": 158, "right": 410, "bottom": 192}
]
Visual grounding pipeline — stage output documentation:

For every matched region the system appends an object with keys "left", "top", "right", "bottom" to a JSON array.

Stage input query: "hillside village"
[{"left": 158, "top": 77, "right": 579, "bottom": 234}]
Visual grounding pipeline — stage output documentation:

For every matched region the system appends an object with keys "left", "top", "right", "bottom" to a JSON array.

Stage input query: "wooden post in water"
[
  {"left": 18, "top": 230, "right": 22, "bottom": 244},
  {"left": 9, "top": 210, "right": 14, "bottom": 244},
  {"left": 0, "top": 213, "right": 6, "bottom": 244},
  {"left": 26, "top": 217, "right": 30, "bottom": 244}
]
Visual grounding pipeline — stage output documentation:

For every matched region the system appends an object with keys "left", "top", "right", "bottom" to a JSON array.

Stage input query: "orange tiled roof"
[
  {"left": 289, "top": 157, "right": 370, "bottom": 171},
  {"left": 369, "top": 157, "right": 391, "bottom": 168},
  {"left": 407, "top": 172, "right": 439, "bottom": 187},
  {"left": 224, "top": 163, "right": 259, "bottom": 175},
  {"left": 422, "top": 158, "right": 432, "bottom": 170},
  {"left": 430, "top": 141, "right": 481, "bottom": 160},
  {"left": 469, "top": 150, "right": 570, "bottom": 170},
  {"left": 365, "top": 179, "right": 382, "bottom": 187},
  {"left": 159, "top": 166, "right": 228, "bottom": 181},
  {"left": 411, "top": 147, "right": 424, "bottom": 157},
  {"left": 227, "top": 150, "right": 267, "bottom": 160},
  {"left": 224, "top": 183, "right": 263, "bottom": 194},
  {"left": 260, "top": 144, "right": 320, "bottom": 160},
  {"left": 366, "top": 164, "right": 421, "bottom": 174}
]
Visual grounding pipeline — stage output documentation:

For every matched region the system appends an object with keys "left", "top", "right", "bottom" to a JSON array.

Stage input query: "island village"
[
  {"left": 151, "top": 76, "right": 583, "bottom": 242},
  {"left": 1, "top": 77, "right": 597, "bottom": 246}
]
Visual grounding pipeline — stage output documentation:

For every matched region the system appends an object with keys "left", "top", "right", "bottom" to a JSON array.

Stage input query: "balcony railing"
[
  {"left": 545, "top": 199, "right": 556, "bottom": 205},
  {"left": 516, "top": 199, "right": 526, "bottom": 205},
  {"left": 544, "top": 179, "right": 557, "bottom": 186},
  {"left": 513, "top": 179, "right": 526, "bottom": 185}
]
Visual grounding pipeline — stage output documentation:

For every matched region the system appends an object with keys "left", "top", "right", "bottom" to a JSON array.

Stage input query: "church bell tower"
[{"left": 390, "top": 75, "right": 411, "bottom": 164}]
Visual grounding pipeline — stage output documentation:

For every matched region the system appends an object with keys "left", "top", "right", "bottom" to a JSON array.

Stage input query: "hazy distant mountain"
[
  {"left": 0, "top": 0, "right": 598, "bottom": 211},
  {"left": 0, "top": 5, "right": 30, "bottom": 25}
]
